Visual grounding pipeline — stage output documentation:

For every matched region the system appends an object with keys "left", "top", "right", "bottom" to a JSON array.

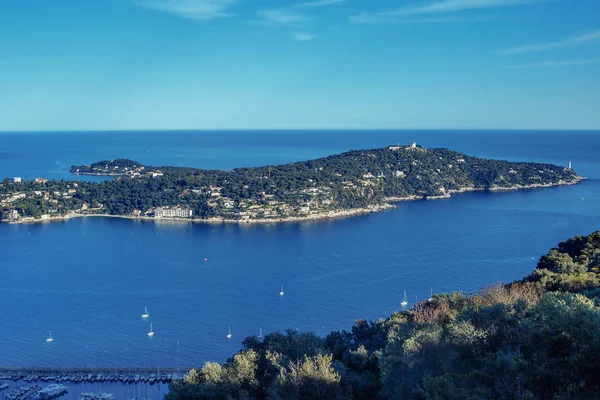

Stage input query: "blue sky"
[{"left": 0, "top": 0, "right": 599, "bottom": 130}]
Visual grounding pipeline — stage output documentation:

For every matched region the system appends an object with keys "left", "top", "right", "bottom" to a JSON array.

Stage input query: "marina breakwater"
[{"left": 0, "top": 368, "right": 185, "bottom": 385}]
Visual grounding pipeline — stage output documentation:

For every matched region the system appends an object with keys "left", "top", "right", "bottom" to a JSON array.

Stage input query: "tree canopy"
[{"left": 1, "top": 145, "right": 581, "bottom": 222}]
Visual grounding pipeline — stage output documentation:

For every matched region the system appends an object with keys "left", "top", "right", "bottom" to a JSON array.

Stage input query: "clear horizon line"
[{"left": 1, "top": 128, "right": 600, "bottom": 133}]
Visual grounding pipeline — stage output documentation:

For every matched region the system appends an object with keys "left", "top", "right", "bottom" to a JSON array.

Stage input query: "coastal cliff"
[{"left": 1, "top": 145, "right": 583, "bottom": 224}]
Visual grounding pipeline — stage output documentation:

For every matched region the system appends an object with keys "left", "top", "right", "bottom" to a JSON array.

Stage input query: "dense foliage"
[
  {"left": 1, "top": 145, "right": 580, "bottom": 221},
  {"left": 166, "top": 230, "right": 600, "bottom": 399},
  {"left": 71, "top": 158, "right": 145, "bottom": 175}
]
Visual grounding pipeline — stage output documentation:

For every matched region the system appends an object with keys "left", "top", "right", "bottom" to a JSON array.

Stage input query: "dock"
[
  {"left": 0, "top": 367, "right": 185, "bottom": 385},
  {"left": 4, "top": 385, "right": 40, "bottom": 400}
]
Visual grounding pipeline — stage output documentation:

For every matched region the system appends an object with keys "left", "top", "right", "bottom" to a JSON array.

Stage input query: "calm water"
[
  {"left": 0, "top": 380, "right": 168, "bottom": 400},
  {"left": 0, "top": 130, "right": 599, "bottom": 369}
]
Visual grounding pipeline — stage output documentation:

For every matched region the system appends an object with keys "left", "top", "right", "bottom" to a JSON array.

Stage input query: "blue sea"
[{"left": 0, "top": 130, "right": 599, "bottom": 371}]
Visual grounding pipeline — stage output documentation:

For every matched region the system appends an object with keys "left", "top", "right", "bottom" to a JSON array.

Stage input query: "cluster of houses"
[
  {"left": 140, "top": 182, "right": 337, "bottom": 221},
  {"left": 0, "top": 179, "right": 89, "bottom": 222},
  {"left": 8, "top": 176, "right": 47, "bottom": 184},
  {"left": 73, "top": 164, "right": 164, "bottom": 179}
]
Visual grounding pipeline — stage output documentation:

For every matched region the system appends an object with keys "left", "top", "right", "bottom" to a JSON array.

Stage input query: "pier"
[{"left": 0, "top": 367, "right": 185, "bottom": 385}]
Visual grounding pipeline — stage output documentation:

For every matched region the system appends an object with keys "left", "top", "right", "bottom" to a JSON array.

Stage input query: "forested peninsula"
[
  {"left": 167, "top": 229, "right": 600, "bottom": 400},
  {"left": 1, "top": 144, "right": 582, "bottom": 224}
]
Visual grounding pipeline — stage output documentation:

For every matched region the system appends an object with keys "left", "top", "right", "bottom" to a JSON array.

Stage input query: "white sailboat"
[
  {"left": 227, "top": 327, "right": 232, "bottom": 339},
  {"left": 428, "top": 287, "right": 434, "bottom": 302},
  {"left": 142, "top": 307, "right": 149, "bottom": 319},
  {"left": 148, "top": 323, "right": 154, "bottom": 337},
  {"left": 46, "top": 330, "right": 53, "bottom": 343},
  {"left": 279, "top": 286, "right": 284, "bottom": 296},
  {"left": 401, "top": 290, "right": 408, "bottom": 307},
  {"left": 258, "top": 328, "right": 263, "bottom": 339}
]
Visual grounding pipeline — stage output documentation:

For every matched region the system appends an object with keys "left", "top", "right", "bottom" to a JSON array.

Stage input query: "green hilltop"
[{"left": 1, "top": 145, "right": 582, "bottom": 223}]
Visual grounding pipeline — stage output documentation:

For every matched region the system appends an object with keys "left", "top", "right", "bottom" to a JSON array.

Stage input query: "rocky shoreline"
[{"left": 2, "top": 177, "right": 585, "bottom": 226}]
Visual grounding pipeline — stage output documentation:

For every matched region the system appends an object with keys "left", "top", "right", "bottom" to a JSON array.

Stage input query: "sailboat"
[
  {"left": 142, "top": 307, "right": 149, "bottom": 319},
  {"left": 46, "top": 330, "right": 53, "bottom": 343},
  {"left": 227, "top": 327, "right": 232, "bottom": 339},
  {"left": 279, "top": 286, "right": 284, "bottom": 296},
  {"left": 258, "top": 328, "right": 263, "bottom": 339},
  {"left": 401, "top": 290, "right": 408, "bottom": 307},
  {"left": 148, "top": 323, "right": 154, "bottom": 337},
  {"left": 428, "top": 287, "right": 433, "bottom": 302}
]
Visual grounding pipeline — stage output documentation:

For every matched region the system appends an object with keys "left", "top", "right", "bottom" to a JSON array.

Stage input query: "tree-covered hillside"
[
  {"left": 167, "top": 230, "right": 600, "bottom": 400},
  {"left": 71, "top": 158, "right": 145, "bottom": 175},
  {"left": 1, "top": 145, "right": 581, "bottom": 222}
]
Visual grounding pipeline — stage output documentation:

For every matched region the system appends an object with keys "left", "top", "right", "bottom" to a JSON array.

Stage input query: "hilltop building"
[{"left": 388, "top": 142, "right": 418, "bottom": 151}]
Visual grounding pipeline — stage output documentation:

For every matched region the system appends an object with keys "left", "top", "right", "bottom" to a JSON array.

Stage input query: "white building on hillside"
[{"left": 155, "top": 207, "right": 193, "bottom": 218}]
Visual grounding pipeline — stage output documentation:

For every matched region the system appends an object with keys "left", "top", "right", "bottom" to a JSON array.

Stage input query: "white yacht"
[
  {"left": 227, "top": 327, "right": 232, "bottom": 339},
  {"left": 46, "top": 330, "right": 54, "bottom": 343},
  {"left": 279, "top": 286, "right": 284, "bottom": 296},
  {"left": 148, "top": 323, "right": 154, "bottom": 337},
  {"left": 401, "top": 290, "right": 408, "bottom": 307},
  {"left": 142, "top": 307, "right": 149, "bottom": 319}
]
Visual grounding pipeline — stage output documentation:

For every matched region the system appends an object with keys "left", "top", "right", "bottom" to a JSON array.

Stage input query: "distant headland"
[{"left": 0, "top": 144, "right": 584, "bottom": 224}]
